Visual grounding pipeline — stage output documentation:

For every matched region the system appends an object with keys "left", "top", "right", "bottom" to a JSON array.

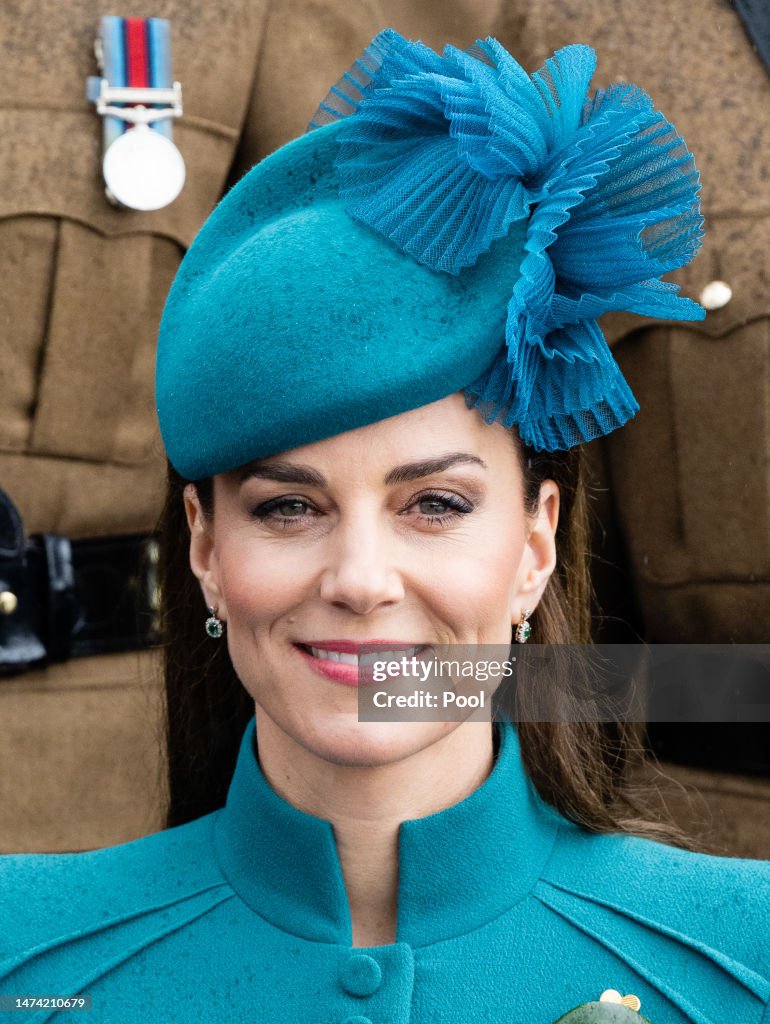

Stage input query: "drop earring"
[
  {"left": 205, "top": 605, "right": 224, "bottom": 639},
  {"left": 515, "top": 608, "right": 532, "bottom": 644}
]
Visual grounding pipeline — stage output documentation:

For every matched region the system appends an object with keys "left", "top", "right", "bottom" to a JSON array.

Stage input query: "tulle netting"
[{"left": 307, "top": 30, "right": 706, "bottom": 451}]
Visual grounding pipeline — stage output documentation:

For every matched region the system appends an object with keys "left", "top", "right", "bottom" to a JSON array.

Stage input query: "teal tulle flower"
[{"left": 309, "top": 30, "right": 705, "bottom": 450}]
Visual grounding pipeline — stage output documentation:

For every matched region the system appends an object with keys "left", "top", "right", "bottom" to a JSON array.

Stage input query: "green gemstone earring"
[
  {"left": 515, "top": 608, "right": 532, "bottom": 644},
  {"left": 205, "top": 606, "right": 224, "bottom": 639}
]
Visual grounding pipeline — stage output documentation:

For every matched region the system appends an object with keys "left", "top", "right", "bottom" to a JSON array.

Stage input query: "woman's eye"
[
  {"left": 411, "top": 492, "right": 474, "bottom": 525},
  {"left": 250, "top": 497, "right": 316, "bottom": 528}
]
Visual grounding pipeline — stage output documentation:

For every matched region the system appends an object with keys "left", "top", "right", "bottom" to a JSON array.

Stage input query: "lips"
[{"left": 293, "top": 641, "right": 432, "bottom": 687}]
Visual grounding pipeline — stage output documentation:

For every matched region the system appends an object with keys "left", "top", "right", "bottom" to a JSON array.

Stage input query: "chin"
[{"left": 290, "top": 717, "right": 454, "bottom": 769}]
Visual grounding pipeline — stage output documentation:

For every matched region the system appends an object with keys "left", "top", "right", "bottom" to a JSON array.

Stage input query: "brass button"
[
  {"left": 0, "top": 591, "right": 19, "bottom": 615},
  {"left": 699, "top": 280, "right": 732, "bottom": 311}
]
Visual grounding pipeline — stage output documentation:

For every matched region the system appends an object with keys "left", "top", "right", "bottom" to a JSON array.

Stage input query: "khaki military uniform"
[
  {"left": 1, "top": 0, "right": 767, "bottom": 855},
  {"left": 499, "top": 0, "right": 770, "bottom": 645},
  {"left": 498, "top": 0, "right": 770, "bottom": 858}
]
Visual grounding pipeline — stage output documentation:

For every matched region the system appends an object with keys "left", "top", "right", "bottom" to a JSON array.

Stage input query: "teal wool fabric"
[
  {"left": 1, "top": 720, "right": 769, "bottom": 1023},
  {"left": 156, "top": 120, "right": 527, "bottom": 481}
]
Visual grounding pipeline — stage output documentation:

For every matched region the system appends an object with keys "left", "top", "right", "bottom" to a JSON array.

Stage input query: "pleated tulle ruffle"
[{"left": 308, "top": 29, "right": 706, "bottom": 450}]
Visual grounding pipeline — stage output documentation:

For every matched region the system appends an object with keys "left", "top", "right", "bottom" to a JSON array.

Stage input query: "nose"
[{"left": 318, "top": 510, "right": 405, "bottom": 615}]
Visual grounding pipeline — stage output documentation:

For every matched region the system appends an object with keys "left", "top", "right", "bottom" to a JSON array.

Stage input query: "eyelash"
[{"left": 250, "top": 490, "right": 475, "bottom": 530}]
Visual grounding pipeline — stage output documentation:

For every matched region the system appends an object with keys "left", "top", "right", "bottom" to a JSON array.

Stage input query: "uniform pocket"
[
  {"left": 0, "top": 215, "right": 182, "bottom": 466},
  {"left": 0, "top": 106, "right": 237, "bottom": 466},
  {"left": 0, "top": 216, "right": 59, "bottom": 454},
  {"left": 26, "top": 220, "right": 181, "bottom": 465}
]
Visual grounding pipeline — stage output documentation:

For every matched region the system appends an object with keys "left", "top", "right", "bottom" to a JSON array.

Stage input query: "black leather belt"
[{"left": 0, "top": 488, "right": 160, "bottom": 676}]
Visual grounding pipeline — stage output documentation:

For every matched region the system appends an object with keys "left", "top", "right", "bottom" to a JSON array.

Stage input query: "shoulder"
[
  {"left": 0, "top": 812, "right": 227, "bottom": 958},
  {"left": 546, "top": 819, "right": 770, "bottom": 900},
  {"left": 538, "top": 820, "right": 770, "bottom": 983}
]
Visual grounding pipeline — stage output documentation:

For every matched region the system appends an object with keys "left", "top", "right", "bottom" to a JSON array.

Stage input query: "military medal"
[
  {"left": 87, "top": 16, "right": 185, "bottom": 211},
  {"left": 552, "top": 989, "right": 651, "bottom": 1023}
]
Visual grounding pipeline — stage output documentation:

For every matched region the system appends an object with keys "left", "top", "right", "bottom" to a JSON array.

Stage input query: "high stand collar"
[{"left": 213, "top": 717, "right": 561, "bottom": 948}]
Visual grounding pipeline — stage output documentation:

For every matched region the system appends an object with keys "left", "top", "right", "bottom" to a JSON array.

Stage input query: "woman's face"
[{"left": 186, "top": 392, "right": 559, "bottom": 766}]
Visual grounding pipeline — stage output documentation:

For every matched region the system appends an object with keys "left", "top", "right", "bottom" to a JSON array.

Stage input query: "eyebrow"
[{"left": 238, "top": 451, "right": 488, "bottom": 487}]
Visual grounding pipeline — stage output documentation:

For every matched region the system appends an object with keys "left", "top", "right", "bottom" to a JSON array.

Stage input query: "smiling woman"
[
  {"left": 2, "top": 28, "right": 770, "bottom": 1024},
  {"left": 165, "top": 398, "right": 576, "bottom": 819}
]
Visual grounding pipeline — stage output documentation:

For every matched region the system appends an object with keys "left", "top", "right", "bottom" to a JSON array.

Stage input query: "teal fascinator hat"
[{"left": 156, "top": 30, "right": 705, "bottom": 480}]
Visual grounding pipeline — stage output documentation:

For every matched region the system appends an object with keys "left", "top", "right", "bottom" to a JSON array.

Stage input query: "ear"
[
  {"left": 512, "top": 479, "right": 559, "bottom": 620},
  {"left": 183, "top": 483, "right": 226, "bottom": 619}
]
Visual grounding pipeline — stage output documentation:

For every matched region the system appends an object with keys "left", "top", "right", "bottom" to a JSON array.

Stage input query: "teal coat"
[{"left": 1, "top": 719, "right": 769, "bottom": 1023}]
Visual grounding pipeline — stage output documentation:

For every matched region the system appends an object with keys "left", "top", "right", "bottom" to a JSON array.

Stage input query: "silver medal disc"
[{"left": 103, "top": 125, "right": 186, "bottom": 211}]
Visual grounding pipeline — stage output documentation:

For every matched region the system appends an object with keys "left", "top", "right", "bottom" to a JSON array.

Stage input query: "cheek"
[
  {"left": 471, "top": 525, "right": 526, "bottom": 602},
  {"left": 213, "top": 540, "right": 302, "bottom": 705},
  {"left": 420, "top": 511, "right": 528, "bottom": 635},
  {"left": 215, "top": 538, "right": 303, "bottom": 629}
]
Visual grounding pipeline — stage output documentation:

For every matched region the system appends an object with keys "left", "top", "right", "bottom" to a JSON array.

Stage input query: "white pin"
[{"left": 699, "top": 280, "right": 732, "bottom": 311}]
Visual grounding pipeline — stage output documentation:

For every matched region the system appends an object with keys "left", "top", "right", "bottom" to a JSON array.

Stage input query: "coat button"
[
  {"left": 699, "top": 280, "right": 732, "bottom": 311},
  {"left": 339, "top": 954, "right": 382, "bottom": 996}
]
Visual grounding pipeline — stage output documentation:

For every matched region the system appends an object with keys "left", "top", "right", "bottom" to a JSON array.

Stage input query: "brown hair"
[{"left": 157, "top": 436, "right": 699, "bottom": 849}]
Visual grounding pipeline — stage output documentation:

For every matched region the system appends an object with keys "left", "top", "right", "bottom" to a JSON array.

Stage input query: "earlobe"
[{"left": 183, "top": 483, "right": 224, "bottom": 616}]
